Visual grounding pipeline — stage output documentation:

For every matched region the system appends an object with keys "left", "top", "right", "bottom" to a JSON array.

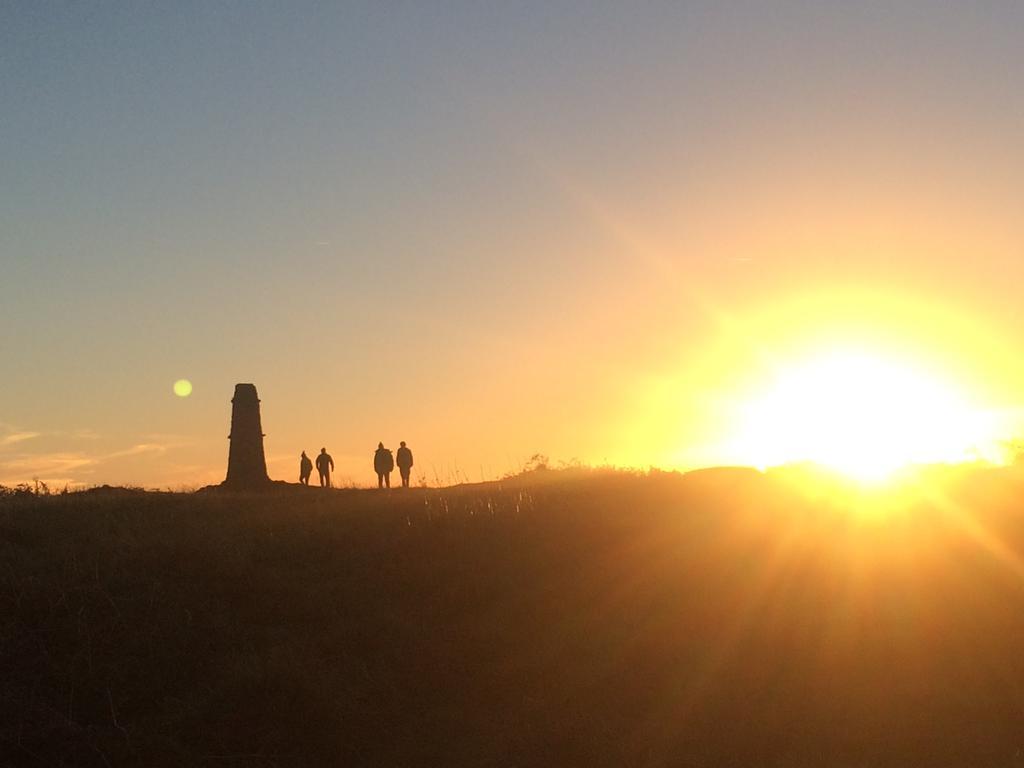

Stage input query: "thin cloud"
[
  {"left": 141, "top": 433, "right": 196, "bottom": 446},
  {"left": 0, "top": 431, "right": 40, "bottom": 447},
  {"left": 0, "top": 423, "right": 105, "bottom": 449},
  {"left": 0, "top": 435, "right": 197, "bottom": 487},
  {"left": 0, "top": 451, "right": 97, "bottom": 486},
  {"left": 106, "top": 443, "right": 170, "bottom": 459}
]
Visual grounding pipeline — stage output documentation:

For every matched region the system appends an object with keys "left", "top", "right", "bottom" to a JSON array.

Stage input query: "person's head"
[
  {"left": 320, "top": 447, "right": 326, "bottom": 454},
  {"left": 301, "top": 451, "right": 307, "bottom": 457},
  {"left": 378, "top": 442, "right": 384, "bottom": 449},
  {"left": 400, "top": 441, "right": 406, "bottom": 447}
]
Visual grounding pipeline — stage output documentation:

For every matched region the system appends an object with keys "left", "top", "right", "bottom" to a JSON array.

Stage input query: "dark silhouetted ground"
[{"left": 3, "top": 467, "right": 1024, "bottom": 766}]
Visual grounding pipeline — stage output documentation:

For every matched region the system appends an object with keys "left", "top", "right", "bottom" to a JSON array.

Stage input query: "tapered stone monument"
[{"left": 224, "top": 383, "right": 270, "bottom": 487}]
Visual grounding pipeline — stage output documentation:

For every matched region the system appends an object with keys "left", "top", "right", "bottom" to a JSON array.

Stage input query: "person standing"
[
  {"left": 299, "top": 451, "right": 313, "bottom": 485},
  {"left": 396, "top": 441, "right": 414, "bottom": 488},
  {"left": 373, "top": 442, "right": 394, "bottom": 488},
  {"left": 315, "top": 447, "right": 334, "bottom": 488}
]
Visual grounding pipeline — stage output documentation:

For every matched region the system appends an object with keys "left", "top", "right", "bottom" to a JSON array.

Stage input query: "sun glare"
[{"left": 728, "top": 350, "right": 997, "bottom": 483}]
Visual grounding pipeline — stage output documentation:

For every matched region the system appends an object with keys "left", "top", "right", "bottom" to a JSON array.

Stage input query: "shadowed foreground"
[{"left": 3, "top": 468, "right": 1024, "bottom": 766}]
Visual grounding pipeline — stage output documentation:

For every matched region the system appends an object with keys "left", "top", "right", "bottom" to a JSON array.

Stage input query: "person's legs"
[
  {"left": 377, "top": 472, "right": 384, "bottom": 488},
  {"left": 385, "top": 472, "right": 390, "bottom": 488},
  {"left": 401, "top": 470, "right": 410, "bottom": 488}
]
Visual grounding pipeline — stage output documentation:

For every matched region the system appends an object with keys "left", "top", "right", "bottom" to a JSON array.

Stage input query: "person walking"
[
  {"left": 315, "top": 447, "right": 334, "bottom": 488},
  {"left": 299, "top": 451, "right": 313, "bottom": 485},
  {"left": 373, "top": 442, "right": 394, "bottom": 488},
  {"left": 396, "top": 441, "right": 414, "bottom": 488}
]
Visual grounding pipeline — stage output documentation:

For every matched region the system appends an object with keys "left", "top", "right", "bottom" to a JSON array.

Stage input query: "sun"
[{"left": 727, "top": 350, "right": 995, "bottom": 482}]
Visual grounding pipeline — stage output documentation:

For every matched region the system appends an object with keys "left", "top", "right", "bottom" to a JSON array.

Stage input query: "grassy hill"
[{"left": 3, "top": 467, "right": 1024, "bottom": 766}]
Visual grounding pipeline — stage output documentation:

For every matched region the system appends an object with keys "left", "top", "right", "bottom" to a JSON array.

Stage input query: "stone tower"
[{"left": 225, "top": 383, "right": 270, "bottom": 486}]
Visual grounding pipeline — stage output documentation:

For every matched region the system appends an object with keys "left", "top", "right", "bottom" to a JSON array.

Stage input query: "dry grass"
[{"left": 3, "top": 468, "right": 1024, "bottom": 766}]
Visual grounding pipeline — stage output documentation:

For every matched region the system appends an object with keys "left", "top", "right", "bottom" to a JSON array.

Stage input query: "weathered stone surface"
[{"left": 224, "top": 383, "right": 270, "bottom": 487}]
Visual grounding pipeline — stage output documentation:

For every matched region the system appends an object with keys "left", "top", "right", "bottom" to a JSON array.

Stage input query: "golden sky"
[{"left": 3, "top": 4, "right": 1024, "bottom": 487}]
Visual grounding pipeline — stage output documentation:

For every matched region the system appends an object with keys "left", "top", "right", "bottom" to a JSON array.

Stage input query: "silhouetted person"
[
  {"left": 315, "top": 447, "right": 334, "bottom": 488},
  {"left": 299, "top": 451, "right": 313, "bottom": 485},
  {"left": 396, "top": 441, "right": 414, "bottom": 488},
  {"left": 374, "top": 442, "right": 394, "bottom": 488}
]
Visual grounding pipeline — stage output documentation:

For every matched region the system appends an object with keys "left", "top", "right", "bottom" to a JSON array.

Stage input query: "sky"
[{"left": 3, "top": 2, "right": 1024, "bottom": 488}]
